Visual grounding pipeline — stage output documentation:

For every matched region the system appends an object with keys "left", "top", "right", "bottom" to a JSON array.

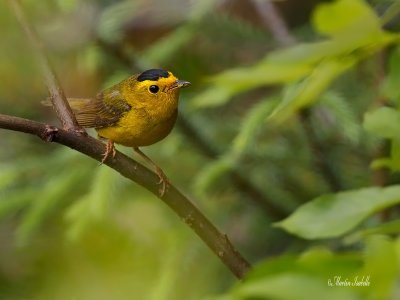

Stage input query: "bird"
[{"left": 45, "top": 69, "right": 190, "bottom": 195}]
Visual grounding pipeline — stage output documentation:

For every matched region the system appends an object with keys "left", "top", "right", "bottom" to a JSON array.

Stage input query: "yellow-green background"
[{"left": 2, "top": 0, "right": 400, "bottom": 299}]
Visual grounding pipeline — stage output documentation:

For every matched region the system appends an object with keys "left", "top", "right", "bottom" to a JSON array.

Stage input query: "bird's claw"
[
  {"left": 132, "top": 147, "right": 170, "bottom": 196},
  {"left": 155, "top": 167, "right": 170, "bottom": 197},
  {"left": 100, "top": 140, "right": 116, "bottom": 164}
]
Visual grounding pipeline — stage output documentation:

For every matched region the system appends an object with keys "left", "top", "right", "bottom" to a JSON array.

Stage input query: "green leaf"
[
  {"left": 312, "top": 0, "right": 381, "bottom": 38},
  {"left": 344, "top": 220, "right": 400, "bottom": 244},
  {"left": 370, "top": 143, "right": 400, "bottom": 172},
  {"left": 56, "top": 0, "right": 78, "bottom": 13},
  {"left": 231, "top": 99, "right": 277, "bottom": 156},
  {"left": 142, "top": 0, "right": 217, "bottom": 65},
  {"left": 0, "top": 188, "right": 37, "bottom": 219},
  {"left": 266, "top": 39, "right": 365, "bottom": 66},
  {"left": 190, "top": 64, "right": 311, "bottom": 108},
  {"left": 193, "top": 157, "right": 233, "bottom": 195},
  {"left": 191, "top": 0, "right": 398, "bottom": 110},
  {"left": 382, "top": 47, "right": 400, "bottom": 102},
  {"left": 266, "top": 41, "right": 336, "bottom": 65},
  {"left": 247, "top": 248, "right": 362, "bottom": 281},
  {"left": 389, "top": 139, "right": 400, "bottom": 171},
  {"left": 212, "top": 248, "right": 367, "bottom": 300},
  {"left": 0, "top": 164, "right": 20, "bottom": 190},
  {"left": 321, "top": 92, "right": 362, "bottom": 145},
  {"left": 275, "top": 186, "right": 400, "bottom": 239},
  {"left": 97, "top": 1, "right": 139, "bottom": 42},
  {"left": 78, "top": 45, "right": 103, "bottom": 74},
  {"left": 363, "top": 107, "right": 400, "bottom": 139},
  {"left": 269, "top": 58, "right": 355, "bottom": 122},
  {"left": 16, "top": 168, "right": 88, "bottom": 246},
  {"left": 370, "top": 157, "right": 393, "bottom": 170},
  {"left": 143, "top": 25, "right": 197, "bottom": 65},
  {"left": 190, "top": 86, "right": 234, "bottom": 108},
  {"left": 212, "top": 63, "right": 312, "bottom": 89},
  {"left": 236, "top": 273, "right": 358, "bottom": 300},
  {"left": 65, "top": 167, "right": 121, "bottom": 240},
  {"left": 193, "top": 99, "right": 277, "bottom": 193},
  {"left": 363, "top": 235, "right": 397, "bottom": 299},
  {"left": 297, "top": 248, "right": 362, "bottom": 276}
]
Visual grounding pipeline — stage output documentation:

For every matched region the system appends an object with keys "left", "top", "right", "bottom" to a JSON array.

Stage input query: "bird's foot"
[
  {"left": 132, "top": 147, "right": 169, "bottom": 196},
  {"left": 100, "top": 140, "right": 116, "bottom": 164},
  {"left": 155, "top": 166, "right": 170, "bottom": 197}
]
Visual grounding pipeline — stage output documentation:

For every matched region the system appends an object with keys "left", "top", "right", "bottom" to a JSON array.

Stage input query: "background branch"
[
  {"left": 253, "top": 0, "right": 342, "bottom": 192},
  {"left": 0, "top": 113, "right": 251, "bottom": 279},
  {"left": 299, "top": 110, "right": 343, "bottom": 191},
  {"left": 7, "top": 0, "right": 82, "bottom": 132},
  {"left": 251, "top": 0, "right": 296, "bottom": 46}
]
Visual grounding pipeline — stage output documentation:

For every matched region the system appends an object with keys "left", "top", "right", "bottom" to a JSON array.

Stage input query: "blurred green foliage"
[{"left": 2, "top": 0, "right": 400, "bottom": 299}]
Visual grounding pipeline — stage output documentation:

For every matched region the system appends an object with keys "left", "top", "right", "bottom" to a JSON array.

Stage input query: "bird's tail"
[
  {"left": 42, "top": 97, "right": 99, "bottom": 128},
  {"left": 41, "top": 97, "right": 92, "bottom": 111}
]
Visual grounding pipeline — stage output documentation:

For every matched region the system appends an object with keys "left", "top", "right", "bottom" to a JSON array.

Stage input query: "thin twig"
[
  {"left": 251, "top": 0, "right": 295, "bottom": 47},
  {"left": 7, "top": 0, "right": 83, "bottom": 132},
  {"left": 0, "top": 113, "right": 251, "bottom": 279},
  {"left": 381, "top": 1, "right": 400, "bottom": 27},
  {"left": 299, "top": 110, "right": 342, "bottom": 192}
]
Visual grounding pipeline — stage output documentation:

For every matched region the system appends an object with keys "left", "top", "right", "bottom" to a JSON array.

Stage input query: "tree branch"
[
  {"left": 7, "top": 0, "right": 83, "bottom": 132},
  {"left": 299, "top": 110, "right": 343, "bottom": 192},
  {"left": 250, "top": 0, "right": 296, "bottom": 47},
  {"left": 0, "top": 113, "right": 251, "bottom": 279}
]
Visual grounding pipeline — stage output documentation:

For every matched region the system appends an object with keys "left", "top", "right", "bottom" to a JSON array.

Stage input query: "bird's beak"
[{"left": 170, "top": 80, "right": 191, "bottom": 90}]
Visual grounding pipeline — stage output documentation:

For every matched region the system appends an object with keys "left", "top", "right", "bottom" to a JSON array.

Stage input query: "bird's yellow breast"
[
  {"left": 96, "top": 82, "right": 180, "bottom": 147},
  {"left": 96, "top": 106, "right": 178, "bottom": 147}
]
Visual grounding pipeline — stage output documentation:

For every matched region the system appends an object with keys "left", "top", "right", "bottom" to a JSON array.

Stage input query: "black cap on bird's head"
[
  {"left": 137, "top": 68, "right": 191, "bottom": 93},
  {"left": 137, "top": 69, "right": 170, "bottom": 82}
]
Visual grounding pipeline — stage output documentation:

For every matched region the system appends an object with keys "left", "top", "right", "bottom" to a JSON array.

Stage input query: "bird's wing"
[{"left": 70, "top": 89, "right": 132, "bottom": 128}]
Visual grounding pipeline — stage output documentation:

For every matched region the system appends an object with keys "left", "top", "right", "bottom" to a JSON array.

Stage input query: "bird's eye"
[{"left": 149, "top": 85, "right": 159, "bottom": 94}]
